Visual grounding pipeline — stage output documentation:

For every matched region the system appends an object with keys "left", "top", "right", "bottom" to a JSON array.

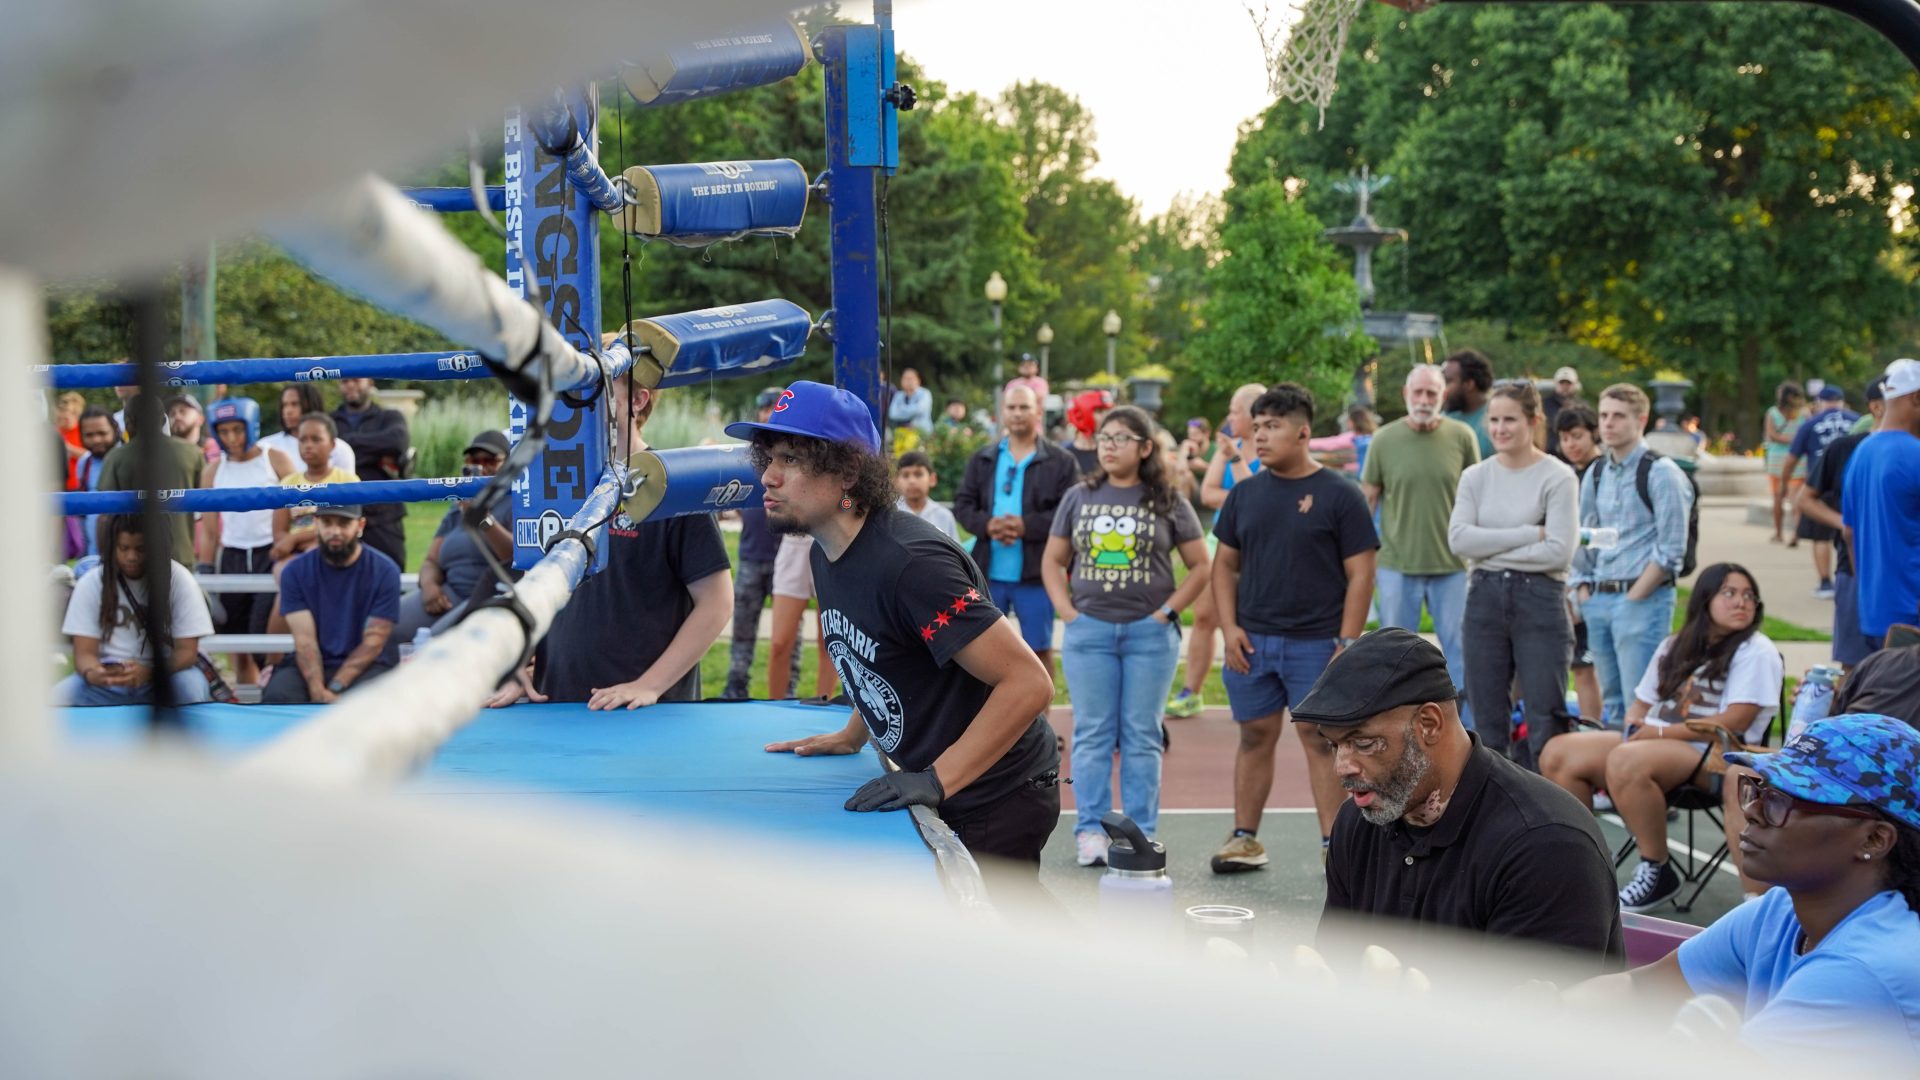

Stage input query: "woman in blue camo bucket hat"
[{"left": 1568, "top": 713, "right": 1920, "bottom": 1066}]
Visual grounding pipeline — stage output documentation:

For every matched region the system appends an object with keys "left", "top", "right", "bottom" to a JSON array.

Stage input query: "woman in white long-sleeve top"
[{"left": 1448, "top": 379, "right": 1580, "bottom": 769}]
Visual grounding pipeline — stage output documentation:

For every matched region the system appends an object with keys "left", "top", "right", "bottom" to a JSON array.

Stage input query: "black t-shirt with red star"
[{"left": 810, "top": 507, "right": 1058, "bottom": 816}]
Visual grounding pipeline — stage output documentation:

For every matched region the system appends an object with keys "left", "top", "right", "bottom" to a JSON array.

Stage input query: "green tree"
[
  {"left": 1188, "top": 180, "right": 1374, "bottom": 402},
  {"left": 1232, "top": 2, "right": 1920, "bottom": 444}
]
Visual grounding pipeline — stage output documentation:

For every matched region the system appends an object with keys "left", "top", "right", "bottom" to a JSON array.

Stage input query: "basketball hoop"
[{"left": 1248, "top": 0, "right": 1436, "bottom": 129}]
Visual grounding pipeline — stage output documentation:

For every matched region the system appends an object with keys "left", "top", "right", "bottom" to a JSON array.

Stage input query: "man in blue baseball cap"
[
  {"left": 739, "top": 381, "right": 1062, "bottom": 879},
  {"left": 1569, "top": 713, "right": 1920, "bottom": 1068}
]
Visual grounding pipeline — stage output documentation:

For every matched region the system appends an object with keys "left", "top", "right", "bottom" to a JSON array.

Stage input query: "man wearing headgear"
[
  {"left": 198, "top": 396, "right": 296, "bottom": 686},
  {"left": 1297, "top": 627, "right": 1623, "bottom": 965},
  {"left": 742, "top": 381, "right": 1061, "bottom": 878}
]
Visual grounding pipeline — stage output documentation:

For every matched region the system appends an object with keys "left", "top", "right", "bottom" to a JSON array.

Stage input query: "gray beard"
[{"left": 1351, "top": 731, "right": 1433, "bottom": 826}]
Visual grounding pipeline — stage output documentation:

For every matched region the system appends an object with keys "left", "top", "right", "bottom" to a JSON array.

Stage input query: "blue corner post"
[
  {"left": 506, "top": 86, "right": 607, "bottom": 572},
  {"left": 819, "top": 5, "right": 900, "bottom": 432}
]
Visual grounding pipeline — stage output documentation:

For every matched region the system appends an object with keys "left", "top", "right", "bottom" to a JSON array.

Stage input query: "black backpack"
[{"left": 1633, "top": 451, "right": 1700, "bottom": 580}]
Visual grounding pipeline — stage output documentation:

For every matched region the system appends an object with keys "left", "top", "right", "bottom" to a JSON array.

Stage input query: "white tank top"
[{"left": 215, "top": 450, "right": 279, "bottom": 550}]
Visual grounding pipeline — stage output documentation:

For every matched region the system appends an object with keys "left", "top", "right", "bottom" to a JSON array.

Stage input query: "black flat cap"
[{"left": 1290, "top": 628, "right": 1459, "bottom": 727}]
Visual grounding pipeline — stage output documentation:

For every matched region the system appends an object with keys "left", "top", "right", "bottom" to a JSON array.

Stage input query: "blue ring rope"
[
  {"left": 40, "top": 351, "right": 495, "bottom": 391},
  {"left": 59, "top": 477, "right": 490, "bottom": 517}
]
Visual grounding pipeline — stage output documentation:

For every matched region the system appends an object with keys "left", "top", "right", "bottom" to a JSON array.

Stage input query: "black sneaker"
[{"left": 1619, "top": 858, "right": 1681, "bottom": 913}]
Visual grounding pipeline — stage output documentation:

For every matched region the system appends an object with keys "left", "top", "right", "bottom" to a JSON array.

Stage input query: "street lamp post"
[
  {"left": 985, "top": 270, "right": 1008, "bottom": 417},
  {"left": 1102, "top": 308, "right": 1121, "bottom": 380},
  {"left": 1036, "top": 322, "right": 1053, "bottom": 382}
]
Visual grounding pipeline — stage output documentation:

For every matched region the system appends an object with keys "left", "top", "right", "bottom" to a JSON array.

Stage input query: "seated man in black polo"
[
  {"left": 1296, "top": 628, "right": 1623, "bottom": 971},
  {"left": 264, "top": 503, "right": 401, "bottom": 704}
]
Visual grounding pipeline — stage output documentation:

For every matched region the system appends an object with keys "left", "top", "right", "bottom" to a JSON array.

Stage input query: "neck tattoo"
[{"left": 1403, "top": 785, "right": 1455, "bottom": 828}]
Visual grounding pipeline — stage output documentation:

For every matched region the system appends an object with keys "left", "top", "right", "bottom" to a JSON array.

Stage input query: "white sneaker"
[
  {"left": 1592, "top": 792, "right": 1615, "bottom": 813},
  {"left": 1075, "top": 831, "right": 1110, "bottom": 867}
]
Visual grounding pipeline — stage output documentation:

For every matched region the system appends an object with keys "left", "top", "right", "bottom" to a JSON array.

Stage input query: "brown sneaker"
[{"left": 1210, "top": 833, "right": 1269, "bottom": 874}]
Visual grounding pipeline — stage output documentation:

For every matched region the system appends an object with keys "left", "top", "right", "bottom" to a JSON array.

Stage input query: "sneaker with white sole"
[
  {"left": 1591, "top": 791, "right": 1615, "bottom": 813},
  {"left": 1210, "top": 833, "right": 1268, "bottom": 874},
  {"left": 1076, "top": 831, "right": 1110, "bottom": 868},
  {"left": 1619, "top": 858, "right": 1681, "bottom": 913},
  {"left": 1813, "top": 580, "right": 1836, "bottom": 600}
]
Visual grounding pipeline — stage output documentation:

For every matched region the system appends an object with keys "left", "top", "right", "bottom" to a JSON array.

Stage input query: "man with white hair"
[{"left": 1361, "top": 364, "right": 1480, "bottom": 729}]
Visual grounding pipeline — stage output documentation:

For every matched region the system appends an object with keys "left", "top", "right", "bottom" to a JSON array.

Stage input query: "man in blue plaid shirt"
[{"left": 1571, "top": 384, "right": 1694, "bottom": 725}]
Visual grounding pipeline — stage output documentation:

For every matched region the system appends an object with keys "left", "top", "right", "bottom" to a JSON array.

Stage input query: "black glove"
[{"left": 845, "top": 769, "right": 944, "bottom": 812}]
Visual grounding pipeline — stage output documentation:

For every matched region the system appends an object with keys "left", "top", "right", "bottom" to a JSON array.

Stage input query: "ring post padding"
[
  {"left": 614, "top": 159, "right": 809, "bottom": 245},
  {"left": 621, "top": 445, "right": 761, "bottom": 523},
  {"left": 620, "top": 20, "right": 812, "bottom": 107},
  {"left": 39, "top": 351, "right": 492, "bottom": 391},
  {"left": 615, "top": 299, "right": 811, "bottom": 390},
  {"left": 59, "top": 476, "right": 486, "bottom": 517}
]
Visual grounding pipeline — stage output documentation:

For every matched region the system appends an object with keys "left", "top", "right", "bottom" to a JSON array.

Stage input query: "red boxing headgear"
[{"left": 1067, "top": 390, "right": 1114, "bottom": 436}]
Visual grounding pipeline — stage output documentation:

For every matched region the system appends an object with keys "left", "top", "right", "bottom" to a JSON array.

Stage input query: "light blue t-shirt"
[
  {"left": 1219, "top": 437, "right": 1263, "bottom": 492},
  {"left": 989, "top": 440, "right": 1036, "bottom": 582},
  {"left": 1677, "top": 888, "right": 1920, "bottom": 1068}
]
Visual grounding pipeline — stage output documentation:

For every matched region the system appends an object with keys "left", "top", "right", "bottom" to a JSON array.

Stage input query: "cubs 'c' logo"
[{"left": 772, "top": 388, "right": 795, "bottom": 413}]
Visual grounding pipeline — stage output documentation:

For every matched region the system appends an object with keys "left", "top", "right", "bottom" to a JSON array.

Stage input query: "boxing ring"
[
  {"left": 35, "top": 5, "right": 969, "bottom": 887},
  {"left": 63, "top": 700, "right": 950, "bottom": 896}
]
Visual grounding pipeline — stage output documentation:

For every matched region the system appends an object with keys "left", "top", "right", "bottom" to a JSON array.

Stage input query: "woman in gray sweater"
[{"left": 1448, "top": 380, "right": 1580, "bottom": 769}]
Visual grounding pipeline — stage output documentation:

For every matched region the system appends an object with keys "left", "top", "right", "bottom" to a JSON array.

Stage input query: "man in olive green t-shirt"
[
  {"left": 96, "top": 394, "right": 205, "bottom": 567},
  {"left": 1360, "top": 364, "right": 1480, "bottom": 725}
]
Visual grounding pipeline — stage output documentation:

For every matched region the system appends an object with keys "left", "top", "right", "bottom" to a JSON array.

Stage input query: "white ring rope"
[{"left": 270, "top": 174, "right": 607, "bottom": 393}]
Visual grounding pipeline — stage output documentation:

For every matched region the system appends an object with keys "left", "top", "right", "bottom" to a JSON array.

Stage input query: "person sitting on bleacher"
[
  {"left": 1566, "top": 713, "right": 1920, "bottom": 1070},
  {"left": 56, "top": 514, "right": 214, "bottom": 706},
  {"left": 262, "top": 504, "right": 400, "bottom": 705},
  {"left": 1541, "top": 563, "right": 1783, "bottom": 913}
]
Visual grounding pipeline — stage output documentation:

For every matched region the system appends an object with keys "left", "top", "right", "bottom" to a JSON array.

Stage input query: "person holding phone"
[
  {"left": 57, "top": 514, "right": 215, "bottom": 706},
  {"left": 1541, "top": 563, "right": 1784, "bottom": 912}
]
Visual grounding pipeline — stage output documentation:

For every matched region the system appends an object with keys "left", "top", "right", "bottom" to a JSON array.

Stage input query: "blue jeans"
[
  {"left": 1062, "top": 613, "right": 1182, "bottom": 838},
  {"left": 55, "top": 668, "right": 211, "bottom": 706},
  {"left": 989, "top": 580, "right": 1056, "bottom": 654},
  {"left": 1581, "top": 586, "right": 1676, "bottom": 725},
  {"left": 1375, "top": 567, "right": 1471, "bottom": 730}
]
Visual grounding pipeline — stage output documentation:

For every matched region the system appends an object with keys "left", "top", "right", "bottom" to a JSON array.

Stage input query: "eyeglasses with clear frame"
[{"left": 1737, "top": 774, "right": 1882, "bottom": 829}]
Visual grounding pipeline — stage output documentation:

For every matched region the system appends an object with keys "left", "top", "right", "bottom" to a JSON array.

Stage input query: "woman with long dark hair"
[
  {"left": 1542, "top": 562, "right": 1784, "bottom": 912},
  {"left": 1043, "top": 406, "right": 1211, "bottom": 866},
  {"left": 1448, "top": 379, "right": 1579, "bottom": 768},
  {"left": 1568, "top": 713, "right": 1920, "bottom": 1069},
  {"left": 56, "top": 514, "right": 215, "bottom": 705}
]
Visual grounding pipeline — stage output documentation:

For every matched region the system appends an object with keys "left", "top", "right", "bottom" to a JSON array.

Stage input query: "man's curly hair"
[{"left": 747, "top": 431, "right": 895, "bottom": 516}]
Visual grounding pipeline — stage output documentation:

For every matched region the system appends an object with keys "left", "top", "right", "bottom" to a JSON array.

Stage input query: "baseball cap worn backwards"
[
  {"left": 1290, "top": 628, "right": 1460, "bottom": 727},
  {"left": 1883, "top": 358, "right": 1920, "bottom": 402},
  {"left": 1727, "top": 714, "right": 1920, "bottom": 831},
  {"left": 724, "top": 380, "right": 881, "bottom": 454}
]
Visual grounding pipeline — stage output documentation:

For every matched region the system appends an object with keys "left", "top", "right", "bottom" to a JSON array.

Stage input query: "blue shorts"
[
  {"left": 1221, "top": 632, "right": 1337, "bottom": 722},
  {"left": 989, "top": 580, "right": 1056, "bottom": 654}
]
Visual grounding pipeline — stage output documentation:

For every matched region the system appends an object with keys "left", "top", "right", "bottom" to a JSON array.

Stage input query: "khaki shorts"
[{"left": 772, "top": 533, "right": 816, "bottom": 600}]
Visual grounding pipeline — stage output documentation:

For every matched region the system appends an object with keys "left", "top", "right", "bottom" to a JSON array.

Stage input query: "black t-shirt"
[
  {"left": 810, "top": 508, "right": 1058, "bottom": 816},
  {"left": 1062, "top": 441, "right": 1100, "bottom": 477},
  {"left": 1808, "top": 432, "right": 1868, "bottom": 576},
  {"left": 1832, "top": 646, "right": 1920, "bottom": 727},
  {"left": 1211, "top": 465, "right": 1379, "bottom": 638},
  {"left": 1322, "top": 736, "right": 1625, "bottom": 973},
  {"left": 535, "top": 511, "right": 730, "bottom": 702}
]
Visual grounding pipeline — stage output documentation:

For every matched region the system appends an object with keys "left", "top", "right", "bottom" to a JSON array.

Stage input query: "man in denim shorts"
[{"left": 1210, "top": 384, "right": 1379, "bottom": 872}]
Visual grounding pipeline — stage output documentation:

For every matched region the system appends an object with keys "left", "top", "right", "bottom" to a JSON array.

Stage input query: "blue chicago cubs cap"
[
  {"left": 723, "top": 380, "right": 880, "bottom": 454},
  {"left": 1727, "top": 713, "right": 1920, "bottom": 831}
]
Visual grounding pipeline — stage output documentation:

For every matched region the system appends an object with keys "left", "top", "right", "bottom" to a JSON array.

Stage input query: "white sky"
[{"left": 844, "top": 0, "right": 1285, "bottom": 218}]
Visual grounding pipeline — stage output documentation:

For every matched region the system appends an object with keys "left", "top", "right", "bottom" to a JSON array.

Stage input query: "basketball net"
[{"left": 1248, "top": 0, "right": 1421, "bottom": 129}]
